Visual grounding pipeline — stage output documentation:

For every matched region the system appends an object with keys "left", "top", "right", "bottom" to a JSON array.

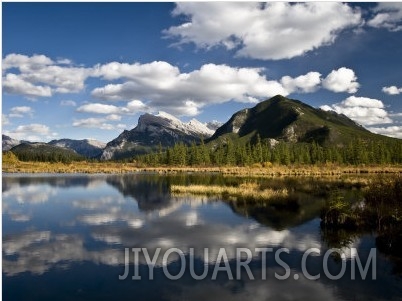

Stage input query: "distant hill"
[
  {"left": 2, "top": 134, "right": 20, "bottom": 151},
  {"left": 207, "top": 95, "right": 389, "bottom": 146},
  {"left": 49, "top": 139, "right": 106, "bottom": 158},
  {"left": 101, "top": 111, "right": 214, "bottom": 160},
  {"left": 10, "top": 142, "right": 85, "bottom": 163}
]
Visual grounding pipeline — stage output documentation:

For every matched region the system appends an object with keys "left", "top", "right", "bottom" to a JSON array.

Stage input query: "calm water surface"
[{"left": 2, "top": 173, "right": 402, "bottom": 301}]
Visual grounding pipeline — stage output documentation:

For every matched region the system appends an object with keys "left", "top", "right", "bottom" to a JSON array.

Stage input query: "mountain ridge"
[
  {"left": 9, "top": 142, "right": 85, "bottom": 163},
  {"left": 48, "top": 138, "right": 106, "bottom": 158}
]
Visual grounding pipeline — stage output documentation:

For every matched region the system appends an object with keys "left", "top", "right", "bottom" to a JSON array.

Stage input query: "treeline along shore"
[{"left": 3, "top": 151, "right": 402, "bottom": 175}]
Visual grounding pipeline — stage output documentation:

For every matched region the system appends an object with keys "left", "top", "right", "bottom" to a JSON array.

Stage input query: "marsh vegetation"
[{"left": 321, "top": 175, "right": 402, "bottom": 257}]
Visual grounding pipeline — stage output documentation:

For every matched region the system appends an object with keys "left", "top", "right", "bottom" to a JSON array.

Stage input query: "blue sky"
[{"left": 2, "top": 2, "right": 402, "bottom": 142}]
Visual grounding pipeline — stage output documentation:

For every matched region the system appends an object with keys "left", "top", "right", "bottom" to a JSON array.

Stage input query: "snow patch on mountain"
[
  {"left": 137, "top": 112, "right": 214, "bottom": 137},
  {"left": 85, "top": 139, "right": 107, "bottom": 149}
]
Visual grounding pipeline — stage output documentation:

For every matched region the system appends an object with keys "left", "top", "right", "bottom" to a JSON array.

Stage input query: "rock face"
[
  {"left": 2, "top": 135, "right": 20, "bottom": 151},
  {"left": 209, "top": 108, "right": 250, "bottom": 137},
  {"left": 207, "top": 95, "right": 372, "bottom": 146},
  {"left": 100, "top": 112, "right": 215, "bottom": 160},
  {"left": 48, "top": 139, "right": 106, "bottom": 158}
]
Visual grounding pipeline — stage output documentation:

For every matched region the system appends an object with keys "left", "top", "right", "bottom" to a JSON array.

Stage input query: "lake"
[{"left": 3, "top": 173, "right": 402, "bottom": 301}]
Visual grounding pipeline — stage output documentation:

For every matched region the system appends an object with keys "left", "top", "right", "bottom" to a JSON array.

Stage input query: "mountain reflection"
[
  {"left": 227, "top": 193, "right": 324, "bottom": 230},
  {"left": 106, "top": 174, "right": 174, "bottom": 211}
]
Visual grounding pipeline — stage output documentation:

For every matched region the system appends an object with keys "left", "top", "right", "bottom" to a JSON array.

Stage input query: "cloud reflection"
[
  {"left": 3, "top": 184, "right": 56, "bottom": 204},
  {"left": 3, "top": 231, "right": 124, "bottom": 276}
]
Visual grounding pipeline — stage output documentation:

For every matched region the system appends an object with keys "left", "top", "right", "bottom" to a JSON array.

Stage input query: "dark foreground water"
[{"left": 3, "top": 173, "right": 402, "bottom": 301}]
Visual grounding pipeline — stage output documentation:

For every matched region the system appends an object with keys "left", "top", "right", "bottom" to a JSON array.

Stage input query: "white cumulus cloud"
[
  {"left": 93, "top": 60, "right": 180, "bottom": 85},
  {"left": 2, "top": 53, "right": 54, "bottom": 71},
  {"left": 91, "top": 61, "right": 361, "bottom": 116},
  {"left": 322, "top": 67, "right": 360, "bottom": 93},
  {"left": 164, "top": 2, "right": 362, "bottom": 60},
  {"left": 91, "top": 62, "right": 289, "bottom": 116},
  {"left": 21, "top": 65, "right": 90, "bottom": 94},
  {"left": 9, "top": 106, "right": 34, "bottom": 118},
  {"left": 368, "top": 3, "right": 402, "bottom": 32},
  {"left": 280, "top": 72, "right": 322, "bottom": 93},
  {"left": 2, "top": 53, "right": 92, "bottom": 98},
  {"left": 3, "top": 73, "right": 52, "bottom": 98},
  {"left": 341, "top": 96, "right": 384, "bottom": 108},
  {"left": 105, "top": 114, "right": 122, "bottom": 121},
  {"left": 3, "top": 53, "right": 363, "bottom": 118},
  {"left": 77, "top": 103, "right": 121, "bottom": 115},
  {"left": 368, "top": 125, "right": 402, "bottom": 139},
  {"left": 73, "top": 117, "right": 126, "bottom": 131},
  {"left": 124, "top": 100, "right": 149, "bottom": 112},
  {"left": 382, "top": 85, "right": 402, "bottom": 95},
  {"left": 76, "top": 100, "right": 149, "bottom": 116},
  {"left": 320, "top": 96, "right": 392, "bottom": 126},
  {"left": 4, "top": 123, "right": 58, "bottom": 141}
]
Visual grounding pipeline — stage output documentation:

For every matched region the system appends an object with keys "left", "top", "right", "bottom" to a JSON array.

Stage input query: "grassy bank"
[
  {"left": 2, "top": 159, "right": 402, "bottom": 175},
  {"left": 171, "top": 182, "right": 289, "bottom": 201}
]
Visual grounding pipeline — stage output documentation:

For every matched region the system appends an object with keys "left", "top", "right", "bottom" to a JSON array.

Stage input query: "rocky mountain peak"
[{"left": 100, "top": 112, "right": 215, "bottom": 160}]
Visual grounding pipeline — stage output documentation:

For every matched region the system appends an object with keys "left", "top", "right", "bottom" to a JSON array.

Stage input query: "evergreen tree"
[{"left": 225, "top": 140, "right": 236, "bottom": 165}]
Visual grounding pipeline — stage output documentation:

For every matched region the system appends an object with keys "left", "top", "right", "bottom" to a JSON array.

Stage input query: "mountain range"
[
  {"left": 2, "top": 135, "right": 107, "bottom": 159},
  {"left": 3, "top": 95, "right": 400, "bottom": 161}
]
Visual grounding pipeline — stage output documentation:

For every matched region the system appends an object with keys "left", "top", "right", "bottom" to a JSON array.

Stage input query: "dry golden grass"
[
  {"left": 2, "top": 157, "right": 402, "bottom": 176},
  {"left": 2, "top": 161, "right": 142, "bottom": 174},
  {"left": 170, "top": 182, "right": 289, "bottom": 201}
]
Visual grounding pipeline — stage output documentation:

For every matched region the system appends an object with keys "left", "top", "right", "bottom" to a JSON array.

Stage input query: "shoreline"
[{"left": 3, "top": 162, "right": 402, "bottom": 176}]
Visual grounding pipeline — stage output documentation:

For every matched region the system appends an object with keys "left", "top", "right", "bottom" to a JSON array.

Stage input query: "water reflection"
[
  {"left": 106, "top": 174, "right": 173, "bottom": 212},
  {"left": 3, "top": 174, "right": 402, "bottom": 301},
  {"left": 228, "top": 194, "right": 323, "bottom": 230},
  {"left": 3, "top": 174, "right": 106, "bottom": 190}
]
